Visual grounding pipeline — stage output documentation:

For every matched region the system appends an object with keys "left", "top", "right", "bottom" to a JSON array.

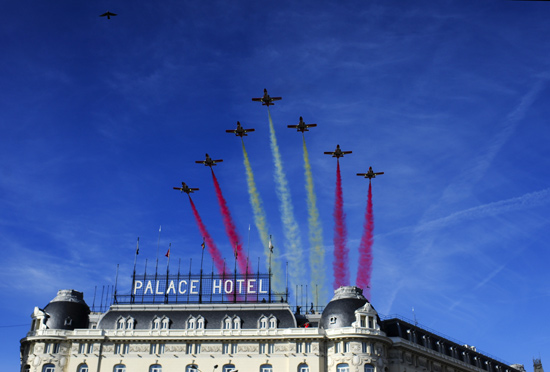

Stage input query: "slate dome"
[
  {"left": 43, "top": 289, "right": 90, "bottom": 330},
  {"left": 319, "top": 286, "right": 368, "bottom": 329}
]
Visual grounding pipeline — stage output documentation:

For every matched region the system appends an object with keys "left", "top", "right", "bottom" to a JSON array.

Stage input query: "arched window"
[
  {"left": 223, "top": 364, "right": 236, "bottom": 372},
  {"left": 187, "top": 316, "right": 196, "bottom": 330},
  {"left": 186, "top": 365, "right": 199, "bottom": 372},
  {"left": 298, "top": 363, "right": 309, "bottom": 372},
  {"left": 223, "top": 317, "right": 232, "bottom": 330},
  {"left": 78, "top": 364, "right": 89, "bottom": 372},
  {"left": 152, "top": 317, "right": 161, "bottom": 330},
  {"left": 117, "top": 317, "right": 125, "bottom": 330},
  {"left": 197, "top": 316, "right": 205, "bottom": 329},
  {"left": 113, "top": 364, "right": 126, "bottom": 372},
  {"left": 365, "top": 365, "right": 375, "bottom": 372},
  {"left": 259, "top": 316, "right": 268, "bottom": 329},
  {"left": 260, "top": 364, "right": 273, "bottom": 372},
  {"left": 269, "top": 316, "right": 277, "bottom": 329},
  {"left": 161, "top": 317, "right": 170, "bottom": 329},
  {"left": 150, "top": 365, "right": 162, "bottom": 372},
  {"left": 233, "top": 316, "right": 241, "bottom": 329},
  {"left": 43, "top": 364, "right": 55, "bottom": 372},
  {"left": 126, "top": 317, "right": 135, "bottom": 329},
  {"left": 337, "top": 364, "right": 350, "bottom": 372}
]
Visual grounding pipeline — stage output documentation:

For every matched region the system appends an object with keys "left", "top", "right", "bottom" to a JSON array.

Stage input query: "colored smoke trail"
[
  {"left": 241, "top": 140, "right": 284, "bottom": 290},
  {"left": 302, "top": 136, "right": 326, "bottom": 306},
  {"left": 188, "top": 196, "right": 227, "bottom": 276},
  {"left": 333, "top": 159, "right": 349, "bottom": 288},
  {"left": 211, "top": 168, "right": 250, "bottom": 275},
  {"left": 267, "top": 109, "right": 305, "bottom": 288},
  {"left": 357, "top": 182, "right": 374, "bottom": 299}
]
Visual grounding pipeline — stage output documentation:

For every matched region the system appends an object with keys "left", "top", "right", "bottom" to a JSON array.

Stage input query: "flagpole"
[
  {"left": 132, "top": 237, "right": 139, "bottom": 303},
  {"left": 154, "top": 226, "right": 161, "bottom": 304},
  {"left": 199, "top": 238, "right": 205, "bottom": 304},
  {"left": 114, "top": 264, "right": 119, "bottom": 304},
  {"left": 164, "top": 243, "right": 171, "bottom": 304}
]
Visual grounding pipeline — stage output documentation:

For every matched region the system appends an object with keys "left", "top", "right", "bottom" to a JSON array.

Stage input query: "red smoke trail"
[
  {"left": 357, "top": 182, "right": 374, "bottom": 299},
  {"left": 333, "top": 159, "right": 349, "bottom": 288},
  {"left": 188, "top": 196, "right": 227, "bottom": 276},
  {"left": 211, "top": 169, "right": 250, "bottom": 275}
]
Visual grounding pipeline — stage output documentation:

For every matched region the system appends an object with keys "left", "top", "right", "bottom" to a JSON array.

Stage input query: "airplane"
[
  {"left": 226, "top": 121, "right": 255, "bottom": 137},
  {"left": 287, "top": 117, "right": 317, "bottom": 133},
  {"left": 173, "top": 182, "right": 199, "bottom": 194},
  {"left": 100, "top": 11, "right": 117, "bottom": 19},
  {"left": 324, "top": 144, "right": 352, "bottom": 158},
  {"left": 357, "top": 167, "right": 384, "bottom": 180},
  {"left": 252, "top": 89, "right": 282, "bottom": 106},
  {"left": 195, "top": 153, "right": 223, "bottom": 167}
]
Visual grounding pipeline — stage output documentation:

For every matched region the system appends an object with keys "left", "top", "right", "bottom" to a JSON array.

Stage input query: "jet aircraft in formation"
[
  {"left": 100, "top": 11, "right": 117, "bottom": 19},
  {"left": 324, "top": 144, "right": 352, "bottom": 158},
  {"left": 226, "top": 122, "right": 255, "bottom": 137},
  {"left": 357, "top": 167, "right": 384, "bottom": 180},
  {"left": 173, "top": 182, "right": 199, "bottom": 194},
  {"left": 252, "top": 89, "right": 282, "bottom": 106},
  {"left": 287, "top": 117, "right": 317, "bottom": 133},
  {"left": 195, "top": 153, "right": 223, "bottom": 167}
]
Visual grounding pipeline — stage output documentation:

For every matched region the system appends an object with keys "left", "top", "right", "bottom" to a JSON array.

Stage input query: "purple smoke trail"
[
  {"left": 333, "top": 159, "right": 349, "bottom": 288},
  {"left": 357, "top": 182, "right": 374, "bottom": 299}
]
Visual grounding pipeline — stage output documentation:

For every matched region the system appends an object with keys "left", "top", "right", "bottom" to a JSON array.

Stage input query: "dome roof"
[
  {"left": 43, "top": 289, "right": 90, "bottom": 330},
  {"left": 319, "top": 286, "right": 368, "bottom": 329}
]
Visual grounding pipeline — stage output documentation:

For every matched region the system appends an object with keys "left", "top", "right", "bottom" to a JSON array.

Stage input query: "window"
[
  {"left": 186, "top": 343, "right": 192, "bottom": 354},
  {"left": 43, "top": 365, "right": 55, "bottom": 372},
  {"left": 231, "top": 343, "right": 237, "bottom": 354},
  {"left": 45, "top": 343, "right": 51, "bottom": 353},
  {"left": 344, "top": 342, "right": 350, "bottom": 353},
  {"left": 362, "top": 342, "right": 367, "bottom": 353},
  {"left": 360, "top": 316, "right": 366, "bottom": 328},
  {"left": 368, "top": 316, "right": 374, "bottom": 328},
  {"left": 126, "top": 317, "right": 134, "bottom": 329},
  {"left": 335, "top": 342, "right": 341, "bottom": 353},
  {"left": 64, "top": 317, "right": 72, "bottom": 326},
  {"left": 78, "top": 364, "right": 89, "bottom": 372},
  {"left": 260, "top": 364, "right": 273, "bottom": 372},
  {"left": 150, "top": 365, "right": 162, "bottom": 372},
  {"left": 260, "top": 316, "right": 268, "bottom": 329},
  {"left": 233, "top": 317, "right": 241, "bottom": 329},
  {"left": 269, "top": 317, "right": 277, "bottom": 329},
  {"left": 365, "top": 365, "right": 374, "bottom": 372},
  {"left": 186, "top": 365, "right": 198, "bottom": 372},
  {"left": 330, "top": 316, "right": 337, "bottom": 324},
  {"left": 296, "top": 342, "right": 303, "bottom": 353},
  {"left": 337, "top": 364, "right": 350, "bottom": 372},
  {"left": 268, "top": 343, "right": 274, "bottom": 354},
  {"left": 223, "top": 364, "right": 236, "bottom": 372},
  {"left": 161, "top": 317, "right": 170, "bottom": 329},
  {"left": 305, "top": 342, "right": 311, "bottom": 353},
  {"left": 152, "top": 318, "right": 160, "bottom": 330},
  {"left": 197, "top": 316, "right": 205, "bottom": 329},
  {"left": 224, "top": 317, "right": 232, "bottom": 329},
  {"left": 298, "top": 364, "right": 309, "bottom": 372},
  {"left": 222, "top": 343, "right": 229, "bottom": 354},
  {"left": 113, "top": 365, "right": 126, "bottom": 372},
  {"left": 259, "top": 343, "right": 266, "bottom": 354},
  {"left": 150, "top": 343, "right": 163, "bottom": 354},
  {"left": 87, "top": 343, "right": 94, "bottom": 354},
  {"left": 79, "top": 343, "right": 86, "bottom": 354},
  {"left": 117, "top": 318, "right": 125, "bottom": 329},
  {"left": 187, "top": 317, "right": 196, "bottom": 329},
  {"left": 195, "top": 344, "right": 201, "bottom": 354},
  {"left": 53, "top": 343, "right": 60, "bottom": 353},
  {"left": 115, "top": 344, "right": 121, "bottom": 354}
]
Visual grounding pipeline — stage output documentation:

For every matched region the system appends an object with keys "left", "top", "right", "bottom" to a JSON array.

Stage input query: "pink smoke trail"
[
  {"left": 211, "top": 168, "right": 250, "bottom": 275},
  {"left": 357, "top": 182, "right": 374, "bottom": 299},
  {"left": 333, "top": 159, "right": 349, "bottom": 288},
  {"left": 188, "top": 196, "right": 227, "bottom": 276}
]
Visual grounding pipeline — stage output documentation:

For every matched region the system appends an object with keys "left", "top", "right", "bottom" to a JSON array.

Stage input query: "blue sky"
[{"left": 1, "top": 0, "right": 549, "bottom": 370}]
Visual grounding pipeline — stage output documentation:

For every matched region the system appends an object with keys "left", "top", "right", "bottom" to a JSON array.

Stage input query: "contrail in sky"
[
  {"left": 357, "top": 181, "right": 374, "bottom": 299},
  {"left": 188, "top": 196, "right": 226, "bottom": 276},
  {"left": 333, "top": 159, "right": 349, "bottom": 288},
  {"left": 267, "top": 108, "right": 305, "bottom": 290},
  {"left": 241, "top": 139, "right": 284, "bottom": 291},
  {"left": 211, "top": 168, "right": 249, "bottom": 275},
  {"left": 302, "top": 135, "right": 326, "bottom": 306}
]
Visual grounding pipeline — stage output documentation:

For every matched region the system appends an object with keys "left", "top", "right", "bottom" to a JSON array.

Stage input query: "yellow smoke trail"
[
  {"left": 302, "top": 135, "right": 326, "bottom": 306},
  {"left": 268, "top": 109, "right": 305, "bottom": 291},
  {"left": 241, "top": 139, "right": 284, "bottom": 292}
]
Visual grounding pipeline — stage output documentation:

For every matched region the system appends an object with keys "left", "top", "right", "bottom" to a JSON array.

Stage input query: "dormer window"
[
  {"left": 223, "top": 317, "right": 232, "bottom": 329},
  {"left": 64, "top": 317, "right": 72, "bottom": 326},
  {"left": 117, "top": 318, "right": 125, "bottom": 329},
  {"left": 197, "top": 316, "right": 205, "bottom": 329},
  {"left": 330, "top": 316, "right": 337, "bottom": 324},
  {"left": 161, "top": 317, "right": 170, "bottom": 329},
  {"left": 152, "top": 317, "right": 161, "bottom": 330},
  {"left": 259, "top": 316, "right": 268, "bottom": 329},
  {"left": 187, "top": 316, "right": 196, "bottom": 330},
  {"left": 126, "top": 317, "right": 135, "bottom": 329},
  {"left": 269, "top": 316, "right": 277, "bottom": 329},
  {"left": 233, "top": 316, "right": 241, "bottom": 329}
]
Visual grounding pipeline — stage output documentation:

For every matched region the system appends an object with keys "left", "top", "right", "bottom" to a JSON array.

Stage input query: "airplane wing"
[
  {"left": 173, "top": 187, "right": 183, "bottom": 190},
  {"left": 375, "top": 172, "right": 384, "bottom": 175},
  {"left": 307, "top": 124, "right": 317, "bottom": 128},
  {"left": 324, "top": 151, "right": 334, "bottom": 155},
  {"left": 244, "top": 128, "right": 255, "bottom": 132},
  {"left": 195, "top": 160, "right": 205, "bottom": 164},
  {"left": 271, "top": 97, "right": 282, "bottom": 101},
  {"left": 213, "top": 159, "right": 223, "bottom": 163},
  {"left": 342, "top": 151, "right": 352, "bottom": 155},
  {"left": 251, "top": 98, "right": 262, "bottom": 102},
  {"left": 287, "top": 125, "right": 299, "bottom": 128},
  {"left": 225, "top": 129, "right": 236, "bottom": 133},
  {"left": 356, "top": 173, "right": 367, "bottom": 177}
]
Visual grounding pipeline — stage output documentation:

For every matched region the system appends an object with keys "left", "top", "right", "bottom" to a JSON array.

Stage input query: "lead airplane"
[
  {"left": 357, "top": 167, "right": 384, "bottom": 180},
  {"left": 226, "top": 121, "right": 255, "bottom": 137},
  {"left": 173, "top": 182, "right": 199, "bottom": 194},
  {"left": 195, "top": 153, "right": 223, "bottom": 167},
  {"left": 287, "top": 117, "right": 317, "bottom": 133},
  {"left": 252, "top": 89, "right": 282, "bottom": 106},
  {"left": 100, "top": 11, "right": 117, "bottom": 19},
  {"left": 324, "top": 144, "right": 352, "bottom": 158}
]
